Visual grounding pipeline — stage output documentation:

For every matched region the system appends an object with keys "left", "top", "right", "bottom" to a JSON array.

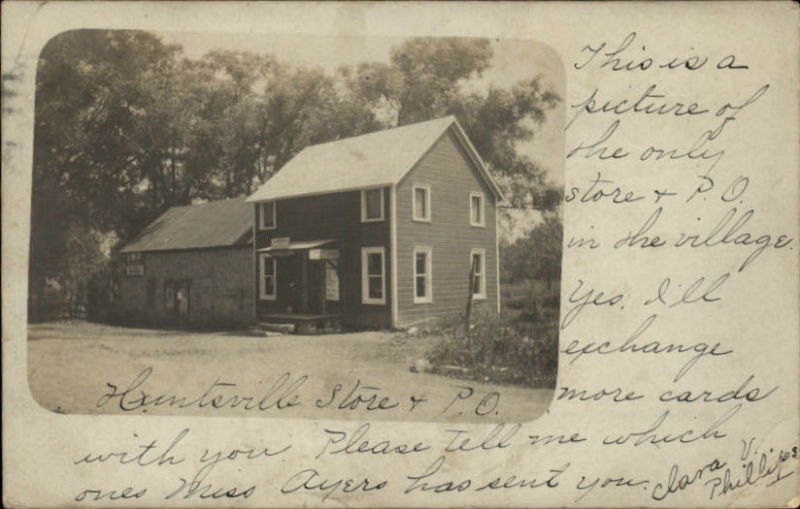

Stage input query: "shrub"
[{"left": 425, "top": 310, "right": 558, "bottom": 388}]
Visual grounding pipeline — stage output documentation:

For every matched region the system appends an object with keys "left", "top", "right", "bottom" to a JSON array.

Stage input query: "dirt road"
[{"left": 27, "top": 322, "right": 553, "bottom": 423}]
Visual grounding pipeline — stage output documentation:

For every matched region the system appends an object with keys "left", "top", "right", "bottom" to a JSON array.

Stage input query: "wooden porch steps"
[{"left": 256, "top": 313, "right": 343, "bottom": 335}]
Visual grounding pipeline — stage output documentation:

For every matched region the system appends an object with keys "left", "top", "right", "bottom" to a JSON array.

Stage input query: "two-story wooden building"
[{"left": 246, "top": 116, "right": 503, "bottom": 330}]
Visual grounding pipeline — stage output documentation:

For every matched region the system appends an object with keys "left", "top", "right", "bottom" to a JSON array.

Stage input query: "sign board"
[
  {"left": 270, "top": 236, "right": 290, "bottom": 249},
  {"left": 309, "top": 248, "right": 339, "bottom": 260},
  {"left": 325, "top": 265, "right": 339, "bottom": 301},
  {"left": 126, "top": 264, "right": 144, "bottom": 276}
]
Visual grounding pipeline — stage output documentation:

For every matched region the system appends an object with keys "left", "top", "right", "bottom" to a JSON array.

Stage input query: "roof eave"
[{"left": 119, "top": 242, "right": 253, "bottom": 255}]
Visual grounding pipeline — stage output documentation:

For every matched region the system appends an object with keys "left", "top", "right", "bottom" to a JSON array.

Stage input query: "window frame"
[
  {"left": 125, "top": 252, "right": 145, "bottom": 276},
  {"left": 470, "top": 248, "right": 487, "bottom": 300},
  {"left": 259, "top": 201, "right": 276, "bottom": 231},
  {"left": 413, "top": 246, "right": 433, "bottom": 304},
  {"left": 469, "top": 191, "right": 486, "bottom": 227},
  {"left": 361, "top": 246, "right": 386, "bottom": 305},
  {"left": 259, "top": 253, "right": 277, "bottom": 300},
  {"left": 360, "top": 188, "right": 385, "bottom": 223},
  {"left": 412, "top": 183, "right": 432, "bottom": 222}
]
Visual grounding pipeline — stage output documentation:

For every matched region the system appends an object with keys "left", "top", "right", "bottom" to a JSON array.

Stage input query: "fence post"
[{"left": 464, "top": 257, "right": 476, "bottom": 347}]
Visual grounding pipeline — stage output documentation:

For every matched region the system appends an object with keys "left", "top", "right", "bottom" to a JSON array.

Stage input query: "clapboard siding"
[
  {"left": 253, "top": 188, "right": 392, "bottom": 328},
  {"left": 395, "top": 129, "right": 498, "bottom": 327}
]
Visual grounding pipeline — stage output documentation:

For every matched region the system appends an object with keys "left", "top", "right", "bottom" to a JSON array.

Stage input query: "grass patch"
[
  {"left": 423, "top": 279, "right": 559, "bottom": 388},
  {"left": 425, "top": 309, "right": 558, "bottom": 388}
]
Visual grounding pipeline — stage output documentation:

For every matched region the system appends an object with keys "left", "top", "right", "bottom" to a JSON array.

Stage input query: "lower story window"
[
  {"left": 413, "top": 247, "right": 432, "bottom": 303},
  {"left": 260, "top": 254, "right": 276, "bottom": 300},
  {"left": 362, "top": 247, "right": 386, "bottom": 305},
  {"left": 470, "top": 248, "right": 486, "bottom": 299}
]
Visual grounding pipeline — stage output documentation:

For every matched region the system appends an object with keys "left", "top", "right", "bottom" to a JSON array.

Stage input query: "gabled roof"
[
  {"left": 119, "top": 197, "right": 252, "bottom": 253},
  {"left": 246, "top": 116, "right": 504, "bottom": 203}
]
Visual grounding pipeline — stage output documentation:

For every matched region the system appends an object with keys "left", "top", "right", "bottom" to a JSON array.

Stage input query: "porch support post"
[
  {"left": 319, "top": 262, "right": 327, "bottom": 313},
  {"left": 300, "top": 250, "right": 309, "bottom": 313}
]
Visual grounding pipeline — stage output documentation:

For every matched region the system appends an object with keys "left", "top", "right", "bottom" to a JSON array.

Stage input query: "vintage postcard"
[{"left": 2, "top": 1, "right": 799, "bottom": 507}]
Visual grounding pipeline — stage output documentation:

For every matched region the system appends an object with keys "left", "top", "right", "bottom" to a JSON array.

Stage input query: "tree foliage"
[
  {"left": 30, "top": 30, "right": 562, "bottom": 318},
  {"left": 342, "top": 37, "right": 562, "bottom": 210},
  {"left": 501, "top": 212, "right": 563, "bottom": 288}
]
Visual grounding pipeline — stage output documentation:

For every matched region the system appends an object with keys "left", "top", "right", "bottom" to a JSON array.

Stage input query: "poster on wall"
[{"left": 326, "top": 264, "right": 340, "bottom": 302}]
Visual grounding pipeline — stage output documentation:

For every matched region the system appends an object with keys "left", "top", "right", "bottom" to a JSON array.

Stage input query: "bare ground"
[{"left": 27, "top": 322, "right": 553, "bottom": 423}]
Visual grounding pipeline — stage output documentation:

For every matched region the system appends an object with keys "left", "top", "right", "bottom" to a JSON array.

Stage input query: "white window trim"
[
  {"left": 413, "top": 246, "right": 433, "bottom": 304},
  {"left": 412, "top": 183, "right": 432, "bottom": 222},
  {"left": 259, "top": 201, "right": 276, "bottom": 231},
  {"left": 361, "top": 247, "right": 386, "bottom": 305},
  {"left": 360, "top": 188, "right": 385, "bottom": 223},
  {"left": 259, "top": 254, "right": 277, "bottom": 300},
  {"left": 470, "top": 248, "right": 487, "bottom": 300},
  {"left": 469, "top": 191, "right": 486, "bottom": 227}
]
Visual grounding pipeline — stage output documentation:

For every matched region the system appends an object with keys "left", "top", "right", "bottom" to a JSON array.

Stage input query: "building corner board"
[{"left": 390, "top": 185, "right": 399, "bottom": 328}]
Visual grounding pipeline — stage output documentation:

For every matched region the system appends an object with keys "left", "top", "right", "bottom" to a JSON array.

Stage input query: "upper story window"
[
  {"left": 470, "top": 192, "right": 485, "bottom": 227},
  {"left": 413, "top": 184, "right": 431, "bottom": 222},
  {"left": 260, "top": 201, "right": 276, "bottom": 230},
  {"left": 470, "top": 248, "right": 486, "bottom": 300},
  {"left": 413, "top": 246, "right": 433, "bottom": 304},
  {"left": 361, "top": 188, "right": 384, "bottom": 222},
  {"left": 361, "top": 247, "right": 386, "bottom": 305}
]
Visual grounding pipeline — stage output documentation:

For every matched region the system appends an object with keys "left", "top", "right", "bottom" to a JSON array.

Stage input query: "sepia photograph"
[
  {"left": 27, "top": 29, "right": 565, "bottom": 423},
  {"left": 5, "top": 1, "right": 799, "bottom": 508}
]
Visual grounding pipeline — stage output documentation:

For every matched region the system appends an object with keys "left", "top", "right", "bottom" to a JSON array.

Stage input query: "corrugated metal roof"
[
  {"left": 247, "top": 116, "right": 502, "bottom": 202},
  {"left": 120, "top": 197, "right": 253, "bottom": 253}
]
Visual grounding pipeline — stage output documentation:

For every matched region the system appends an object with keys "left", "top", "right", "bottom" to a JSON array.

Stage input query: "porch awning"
[
  {"left": 258, "top": 239, "right": 338, "bottom": 258},
  {"left": 258, "top": 239, "right": 335, "bottom": 252}
]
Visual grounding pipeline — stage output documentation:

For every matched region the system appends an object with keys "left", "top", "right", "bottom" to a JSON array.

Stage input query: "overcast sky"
[{"left": 159, "top": 31, "right": 565, "bottom": 186}]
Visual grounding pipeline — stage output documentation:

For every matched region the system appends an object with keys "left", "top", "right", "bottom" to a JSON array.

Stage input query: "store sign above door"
[
  {"left": 271, "top": 237, "right": 291, "bottom": 249},
  {"left": 309, "top": 248, "right": 339, "bottom": 260}
]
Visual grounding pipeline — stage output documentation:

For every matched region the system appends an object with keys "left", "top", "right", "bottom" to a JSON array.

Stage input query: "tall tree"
[
  {"left": 340, "top": 37, "right": 562, "bottom": 212},
  {"left": 180, "top": 51, "right": 381, "bottom": 198},
  {"left": 30, "top": 30, "right": 181, "bottom": 315}
]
